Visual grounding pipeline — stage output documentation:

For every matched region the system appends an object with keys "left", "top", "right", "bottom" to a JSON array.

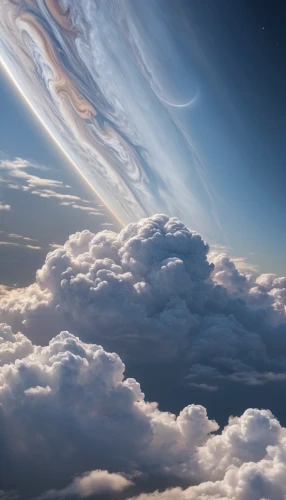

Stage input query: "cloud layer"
[
  {"left": 1, "top": 215, "right": 286, "bottom": 498},
  {"left": 0, "top": 328, "right": 217, "bottom": 496},
  {"left": 1, "top": 326, "right": 286, "bottom": 500},
  {"left": 1, "top": 214, "right": 285, "bottom": 388}
]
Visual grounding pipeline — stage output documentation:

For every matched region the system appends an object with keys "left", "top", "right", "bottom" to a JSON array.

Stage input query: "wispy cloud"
[
  {"left": 0, "top": 241, "right": 41, "bottom": 250},
  {"left": 60, "top": 201, "right": 104, "bottom": 216},
  {"left": 49, "top": 243, "right": 62, "bottom": 249},
  {"left": 0, "top": 231, "right": 37, "bottom": 243},
  {"left": 231, "top": 256, "right": 260, "bottom": 274},
  {"left": 209, "top": 243, "right": 260, "bottom": 274},
  {"left": 30, "top": 189, "right": 84, "bottom": 202},
  {"left": 0, "top": 157, "right": 64, "bottom": 188},
  {"left": 0, "top": 156, "right": 103, "bottom": 215}
]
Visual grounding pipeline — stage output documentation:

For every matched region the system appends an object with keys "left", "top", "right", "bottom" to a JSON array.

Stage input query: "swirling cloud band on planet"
[{"left": 0, "top": 0, "right": 219, "bottom": 238}]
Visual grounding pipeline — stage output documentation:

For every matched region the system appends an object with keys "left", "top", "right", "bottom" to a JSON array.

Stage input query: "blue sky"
[{"left": 0, "top": 69, "right": 119, "bottom": 287}]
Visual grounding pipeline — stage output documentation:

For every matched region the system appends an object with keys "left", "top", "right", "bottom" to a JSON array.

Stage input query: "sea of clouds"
[{"left": 1, "top": 214, "right": 286, "bottom": 499}]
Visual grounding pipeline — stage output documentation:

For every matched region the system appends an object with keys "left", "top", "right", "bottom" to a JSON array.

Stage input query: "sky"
[
  {"left": 0, "top": 69, "right": 120, "bottom": 287},
  {"left": 1, "top": 1, "right": 286, "bottom": 500},
  {"left": 0, "top": 0, "right": 285, "bottom": 279},
  {"left": 177, "top": 0, "right": 286, "bottom": 273}
]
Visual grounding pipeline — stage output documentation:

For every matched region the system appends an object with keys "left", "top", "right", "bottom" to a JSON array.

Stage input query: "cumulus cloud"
[
  {"left": 129, "top": 409, "right": 286, "bottom": 500},
  {"left": 37, "top": 470, "right": 132, "bottom": 499},
  {"left": 211, "top": 253, "right": 286, "bottom": 322},
  {"left": 209, "top": 244, "right": 260, "bottom": 274},
  {"left": 131, "top": 437, "right": 286, "bottom": 499},
  {"left": 1, "top": 327, "right": 286, "bottom": 500},
  {"left": 0, "top": 202, "right": 11, "bottom": 211},
  {"left": 0, "top": 329, "right": 218, "bottom": 497},
  {"left": 0, "top": 323, "right": 34, "bottom": 365},
  {"left": 1, "top": 212, "right": 286, "bottom": 500},
  {"left": 1, "top": 214, "right": 286, "bottom": 422}
]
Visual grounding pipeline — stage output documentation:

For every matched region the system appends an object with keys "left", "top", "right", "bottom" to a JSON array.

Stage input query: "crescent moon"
[{"left": 159, "top": 89, "right": 199, "bottom": 108}]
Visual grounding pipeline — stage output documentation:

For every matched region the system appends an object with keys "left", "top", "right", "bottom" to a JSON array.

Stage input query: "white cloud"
[
  {"left": 0, "top": 157, "right": 96, "bottom": 214},
  {"left": 0, "top": 157, "right": 63, "bottom": 188},
  {"left": 130, "top": 435, "right": 286, "bottom": 499},
  {"left": 0, "top": 328, "right": 218, "bottom": 497},
  {"left": 1, "top": 214, "right": 286, "bottom": 500},
  {"left": 209, "top": 244, "right": 260, "bottom": 274},
  {"left": 71, "top": 204, "right": 100, "bottom": 212},
  {"left": 49, "top": 243, "right": 63, "bottom": 250},
  {"left": 31, "top": 189, "right": 82, "bottom": 201},
  {"left": 1, "top": 326, "right": 286, "bottom": 500},
  {"left": 6, "top": 233, "right": 37, "bottom": 242},
  {"left": 0, "top": 202, "right": 11, "bottom": 211},
  {"left": 0, "top": 241, "right": 42, "bottom": 250},
  {"left": 1, "top": 214, "right": 286, "bottom": 382},
  {"left": 129, "top": 409, "right": 286, "bottom": 500},
  {"left": 231, "top": 256, "right": 260, "bottom": 274},
  {"left": 88, "top": 211, "right": 105, "bottom": 216},
  {"left": 37, "top": 470, "right": 132, "bottom": 499},
  {"left": 210, "top": 254, "right": 286, "bottom": 322}
]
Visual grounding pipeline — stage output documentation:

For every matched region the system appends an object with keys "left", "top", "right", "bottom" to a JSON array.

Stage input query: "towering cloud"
[{"left": 1, "top": 214, "right": 286, "bottom": 424}]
